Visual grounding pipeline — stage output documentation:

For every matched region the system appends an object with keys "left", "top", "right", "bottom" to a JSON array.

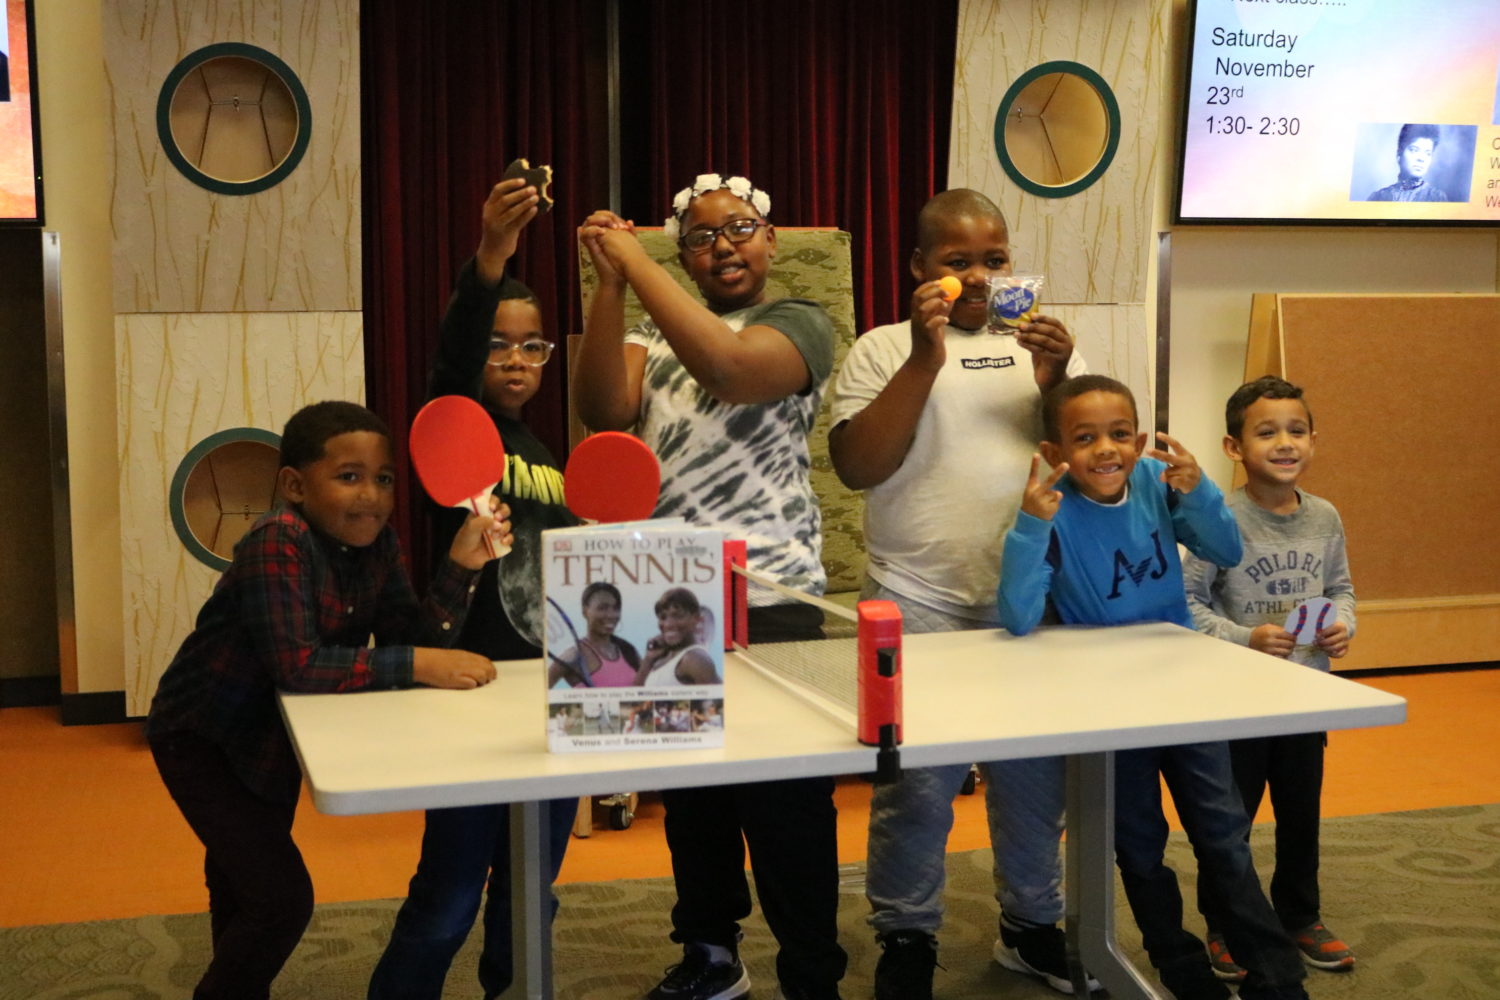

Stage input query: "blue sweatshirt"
[{"left": 998, "top": 457, "right": 1243, "bottom": 635}]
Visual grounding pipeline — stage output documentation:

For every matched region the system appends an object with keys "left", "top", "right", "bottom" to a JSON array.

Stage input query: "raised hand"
[
  {"left": 1020, "top": 452, "right": 1069, "bottom": 521},
  {"left": 448, "top": 499, "right": 512, "bottom": 570},
  {"left": 578, "top": 210, "right": 639, "bottom": 288},
  {"left": 1147, "top": 432, "right": 1202, "bottom": 494},
  {"left": 476, "top": 179, "right": 541, "bottom": 283},
  {"left": 581, "top": 209, "right": 633, "bottom": 232},
  {"left": 1016, "top": 313, "right": 1075, "bottom": 391},
  {"left": 907, "top": 280, "right": 953, "bottom": 373}
]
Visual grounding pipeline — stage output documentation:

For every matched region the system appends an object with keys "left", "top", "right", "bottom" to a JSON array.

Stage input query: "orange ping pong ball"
[{"left": 937, "top": 276, "right": 962, "bottom": 301}]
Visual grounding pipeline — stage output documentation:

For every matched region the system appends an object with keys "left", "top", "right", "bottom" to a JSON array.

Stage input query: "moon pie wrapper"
[{"left": 987, "top": 274, "right": 1044, "bottom": 333}]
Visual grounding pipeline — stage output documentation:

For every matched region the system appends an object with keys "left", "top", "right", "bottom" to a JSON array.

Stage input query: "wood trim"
[
  {"left": 1331, "top": 603, "right": 1500, "bottom": 671},
  {"left": 1359, "top": 595, "right": 1500, "bottom": 613}
]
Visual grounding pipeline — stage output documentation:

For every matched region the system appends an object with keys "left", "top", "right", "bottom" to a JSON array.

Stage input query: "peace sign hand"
[
  {"left": 1146, "top": 432, "right": 1202, "bottom": 494},
  {"left": 1020, "top": 453, "right": 1069, "bottom": 521}
]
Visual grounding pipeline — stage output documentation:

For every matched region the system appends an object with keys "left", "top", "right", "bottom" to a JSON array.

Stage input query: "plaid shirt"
[{"left": 147, "top": 505, "right": 479, "bottom": 803}]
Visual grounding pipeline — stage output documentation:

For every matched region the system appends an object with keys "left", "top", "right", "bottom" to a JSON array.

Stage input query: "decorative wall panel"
[
  {"left": 947, "top": 0, "right": 1165, "bottom": 306},
  {"left": 104, "top": 0, "right": 360, "bottom": 313},
  {"left": 117, "top": 311, "right": 364, "bottom": 714}
]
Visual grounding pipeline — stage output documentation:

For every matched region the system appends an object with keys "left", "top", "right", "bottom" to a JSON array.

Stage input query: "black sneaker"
[
  {"left": 993, "top": 920, "right": 1102, "bottom": 995},
  {"left": 645, "top": 942, "right": 751, "bottom": 1000},
  {"left": 874, "top": 930, "right": 938, "bottom": 1000},
  {"left": 1158, "top": 957, "right": 1231, "bottom": 1000}
]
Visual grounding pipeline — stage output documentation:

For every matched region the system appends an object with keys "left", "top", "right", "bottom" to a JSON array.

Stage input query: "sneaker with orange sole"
[
  {"left": 1205, "top": 933, "right": 1247, "bottom": 983},
  {"left": 1293, "top": 922, "right": 1355, "bottom": 971}
]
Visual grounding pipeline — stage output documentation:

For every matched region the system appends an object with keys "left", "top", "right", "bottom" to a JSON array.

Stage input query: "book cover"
[{"left": 542, "top": 521, "right": 725, "bottom": 752}]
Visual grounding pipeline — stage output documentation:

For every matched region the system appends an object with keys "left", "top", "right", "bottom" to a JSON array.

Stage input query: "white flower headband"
[{"left": 662, "top": 173, "right": 772, "bottom": 241}]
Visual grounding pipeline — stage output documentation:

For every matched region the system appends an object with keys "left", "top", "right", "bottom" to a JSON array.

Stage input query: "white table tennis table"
[{"left": 279, "top": 622, "right": 1406, "bottom": 999}]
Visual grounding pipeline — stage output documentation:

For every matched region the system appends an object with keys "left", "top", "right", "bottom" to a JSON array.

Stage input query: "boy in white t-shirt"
[{"left": 829, "top": 189, "right": 1089, "bottom": 998}]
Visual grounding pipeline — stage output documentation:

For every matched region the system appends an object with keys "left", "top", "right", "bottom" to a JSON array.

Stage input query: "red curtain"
[
  {"left": 362, "top": 1, "right": 956, "bottom": 574},
  {"left": 617, "top": 0, "right": 958, "bottom": 333},
  {"left": 361, "top": 1, "right": 611, "bottom": 577}
]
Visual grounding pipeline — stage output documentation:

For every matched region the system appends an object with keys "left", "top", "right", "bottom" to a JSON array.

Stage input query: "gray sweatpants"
[{"left": 862, "top": 578, "right": 1067, "bottom": 936}]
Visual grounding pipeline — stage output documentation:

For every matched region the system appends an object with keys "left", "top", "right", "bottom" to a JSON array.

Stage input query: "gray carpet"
[{"left": 4, "top": 804, "right": 1498, "bottom": 999}]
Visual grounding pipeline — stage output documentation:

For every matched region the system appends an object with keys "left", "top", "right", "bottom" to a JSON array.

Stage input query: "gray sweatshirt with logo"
[{"left": 1182, "top": 487, "right": 1356, "bottom": 672}]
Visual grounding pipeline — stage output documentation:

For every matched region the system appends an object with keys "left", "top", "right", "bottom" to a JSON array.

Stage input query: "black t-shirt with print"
[{"left": 428, "top": 257, "right": 576, "bottom": 661}]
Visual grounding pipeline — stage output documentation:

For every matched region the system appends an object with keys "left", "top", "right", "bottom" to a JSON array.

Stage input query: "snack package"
[{"left": 987, "top": 274, "right": 1045, "bottom": 333}]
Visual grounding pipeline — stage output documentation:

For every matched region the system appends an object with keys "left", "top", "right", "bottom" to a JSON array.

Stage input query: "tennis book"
[{"left": 542, "top": 521, "right": 725, "bottom": 752}]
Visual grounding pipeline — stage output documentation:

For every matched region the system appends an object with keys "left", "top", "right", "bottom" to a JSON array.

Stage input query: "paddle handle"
[{"left": 458, "top": 485, "right": 510, "bottom": 559}]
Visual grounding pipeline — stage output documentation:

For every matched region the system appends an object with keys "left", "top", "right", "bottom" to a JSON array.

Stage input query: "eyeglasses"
[
  {"left": 486, "top": 338, "right": 555, "bottom": 367},
  {"left": 678, "top": 218, "right": 769, "bottom": 253}
]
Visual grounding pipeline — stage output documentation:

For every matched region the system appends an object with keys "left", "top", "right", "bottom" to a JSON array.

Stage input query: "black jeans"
[
  {"left": 1198, "top": 731, "right": 1327, "bottom": 934},
  {"left": 150, "top": 732, "right": 314, "bottom": 1000},
  {"left": 660, "top": 602, "right": 846, "bottom": 990}
]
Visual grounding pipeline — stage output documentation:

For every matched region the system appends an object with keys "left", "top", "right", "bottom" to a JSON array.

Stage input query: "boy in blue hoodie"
[{"left": 997, "top": 375, "right": 1309, "bottom": 1000}]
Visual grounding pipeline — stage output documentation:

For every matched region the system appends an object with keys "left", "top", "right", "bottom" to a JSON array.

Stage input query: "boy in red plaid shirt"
[{"left": 147, "top": 401, "right": 507, "bottom": 1000}]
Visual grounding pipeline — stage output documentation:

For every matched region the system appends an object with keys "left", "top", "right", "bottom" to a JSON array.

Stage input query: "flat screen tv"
[
  {"left": 0, "top": 0, "right": 42, "bottom": 226},
  {"left": 1175, "top": 0, "right": 1500, "bottom": 227}
]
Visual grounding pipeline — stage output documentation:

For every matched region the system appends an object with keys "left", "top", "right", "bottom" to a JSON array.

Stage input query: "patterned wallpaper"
[
  {"left": 117, "top": 312, "right": 365, "bottom": 715},
  {"left": 947, "top": 0, "right": 1165, "bottom": 306},
  {"left": 945, "top": 0, "right": 1166, "bottom": 417},
  {"left": 102, "top": 0, "right": 364, "bottom": 711},
  {"left": 103, "top": 0, "right": 361, "bottom": 313}
]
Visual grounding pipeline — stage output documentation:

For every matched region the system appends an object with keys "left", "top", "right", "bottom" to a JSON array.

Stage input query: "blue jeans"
[
  {"left": 1114, "top": 742, "right": 1306, "bottom": 999},
  {"left": 862, "top": 577, "right": 1066, "bottom": 936},
  {"left": 368, "top": 798, "right": 576, "bottom": 1000},
  {"left": 866, "top": 757, "right": 1066, "bottom": 935}
]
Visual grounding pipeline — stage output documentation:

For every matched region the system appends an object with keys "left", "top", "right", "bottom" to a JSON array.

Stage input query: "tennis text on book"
[{"left": 549, "top": 536, "right": 718, "bottom": 588}]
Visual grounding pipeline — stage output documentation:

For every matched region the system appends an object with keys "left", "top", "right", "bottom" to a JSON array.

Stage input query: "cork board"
[{"left": 1273, "top": 294, "right": 1500, "bottom": 601}]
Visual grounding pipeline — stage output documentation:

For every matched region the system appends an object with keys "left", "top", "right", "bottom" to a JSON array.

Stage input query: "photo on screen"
[
  {"left": 0, "top": 0, "right": 42, "bottom": 224},
  {"left": 1, "top": 4, "right": 10, "bottom": 103},
  {"left": 1492, "top": 57, "right": 1500, "bottom": 126},
  {"left": 1348, "top": 123, "right": 1476, "bottom": 204}
]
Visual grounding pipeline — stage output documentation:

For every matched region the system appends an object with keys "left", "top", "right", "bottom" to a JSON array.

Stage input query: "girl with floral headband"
[{"left": 575, "top": 177, "right": 844, "bottom": 1000}]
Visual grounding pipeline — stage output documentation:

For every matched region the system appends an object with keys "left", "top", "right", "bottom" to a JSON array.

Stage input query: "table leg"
[
  {"left": 1066, "top": 752, "right": 1163, "bottom": 999},
  {"left": 511, "top": 800, "right": 553, "bottom": 1000}
]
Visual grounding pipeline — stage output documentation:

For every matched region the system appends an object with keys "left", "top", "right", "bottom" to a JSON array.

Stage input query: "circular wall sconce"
[
  {"left": 170, "top": 429, "right": 282, "bottom": 571},
  {"left": 993, "top": 61, "right": 1120, "bottom": 199},
  {"left": 157, "top": 42, "right": 312, "bottom": 195}
]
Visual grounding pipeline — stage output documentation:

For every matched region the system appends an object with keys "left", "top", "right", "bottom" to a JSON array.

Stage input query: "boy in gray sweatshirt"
[{"left": 1184, "top": 376, "right": 1357, "bottom": 981}]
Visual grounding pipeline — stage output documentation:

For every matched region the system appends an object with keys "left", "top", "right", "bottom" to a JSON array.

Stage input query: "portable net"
[{"left": 730, "top": 564, "right": 860, "bottom": 726}]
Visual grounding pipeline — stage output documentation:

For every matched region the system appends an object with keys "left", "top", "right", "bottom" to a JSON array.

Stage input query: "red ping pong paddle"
[
  {"left": 564, "top": 432, "right": 661, "bottom": 523},
  {"left": 409, "top": 395, "right": 510, "bottom": 558}
]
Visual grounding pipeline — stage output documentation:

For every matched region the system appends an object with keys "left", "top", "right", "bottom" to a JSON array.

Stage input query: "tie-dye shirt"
[{"left": 625, "top": 298, "right": 834, "bottom": 601}]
